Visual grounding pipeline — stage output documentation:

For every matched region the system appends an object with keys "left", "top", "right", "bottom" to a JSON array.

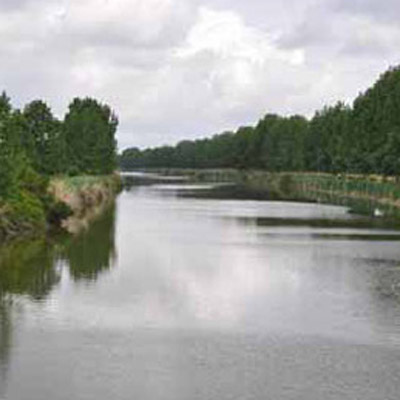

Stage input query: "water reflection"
[
  {"left": 0, "top": 203, "right": 117, "bottom": 391},
  {"left": 373, "top": 259, "right": 400, "bottom": 299},
  {"left": 0, "top": 239, "right": 60, "bottom": 301},
  {"left": 122, "top": 171, "right": 189, "bottom": 190},
  {"left": 2, "top": 178, "right": 400, "bottom": 399},
  {"left": 0, "top": 204, "right": 117, "bottom": 299},
  {"left": 113, "top": 186, "right": 400, "bottom": 342},
  {"left": 0, "top": 296, "right": 11, "bottom": 391},
  {"left": 0, "top": 238, "right": 61, "bottom": 386},
  {"left": 65, "top": 205, "right": 116, "bottom": 281},
  {"left": 0, "top": 239, "right": 60, "bottom": 389}
]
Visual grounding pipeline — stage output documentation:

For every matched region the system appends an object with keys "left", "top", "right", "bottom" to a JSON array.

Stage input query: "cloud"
[
  {"left": 274, "top": 0, "right": 400, "bottom": 109},
  {"left": 0, "top": 0, "right": 196, "bottom": 121},
  {"left": 0, "top": 0, "right": 399, "bottom": 149},
  {"left": 0, "top": 0, "right": 37, "bottom": 11},
  {"left": 115, "top": 7, "right": 308, "bottom": 147},
  {"left": 331, "top": 0, "right": 400, "bottom": 24}
]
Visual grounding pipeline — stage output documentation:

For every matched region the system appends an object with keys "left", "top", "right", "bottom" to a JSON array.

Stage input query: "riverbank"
[
  {"left": 0, "top": 174, "right": 121, "bottom": 243},
  {"left": 133, "top": 168, "right": 400, "bottom": 218},
  {"left": 50, "top": 174, "right": 121, "bottom": 234}
]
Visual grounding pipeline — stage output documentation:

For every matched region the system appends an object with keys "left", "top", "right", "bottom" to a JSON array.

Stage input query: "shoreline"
[
  {"left": 0, "top": 174, "right": 121, "bottom": 244},
  {"left": 125, "top": 168, "right": 400, "bottom": 220}
]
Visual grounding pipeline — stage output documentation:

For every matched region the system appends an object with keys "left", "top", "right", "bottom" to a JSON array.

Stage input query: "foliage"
[
  {"left": 120, "top": 65, "right": 400, "bottom": 177},
  {"left": 64, "top": 98, "right": 117, "bottom": 175},
  {"left": 0, "top": 92, "right": 118, "bottom": 240},
  {"left": 6, "top": 190, "right": 46, "bottom": 229}
]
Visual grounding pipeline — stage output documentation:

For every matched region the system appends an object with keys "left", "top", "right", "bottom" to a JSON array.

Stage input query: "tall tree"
[
  {"left": 64, "top": 98, "right": 118, "bottom": 175},
  {"left": 0, "top": 93, "right": 17, "bottom": 197},
  {"left": 23, "top": 100, "right": 61, "bottom": 174}
]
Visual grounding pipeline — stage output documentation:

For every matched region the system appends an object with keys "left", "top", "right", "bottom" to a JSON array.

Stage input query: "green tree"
[
  {"left": 23, "top": 100, "right": 62, "bottom": 174},
  {"left": 0, "top": 93, "right": 19, "bottom": 197},
  {"left": 64, "top": 98, "right": 118, "bottom": 175}
]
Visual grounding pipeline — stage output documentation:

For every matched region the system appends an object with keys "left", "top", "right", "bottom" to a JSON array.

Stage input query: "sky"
[{"left": 0, "top": 0, "right": 399, "bottom": 150}]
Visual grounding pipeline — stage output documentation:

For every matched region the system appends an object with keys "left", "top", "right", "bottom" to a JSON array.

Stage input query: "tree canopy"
[
  {"left": 120, "top": 65, "right": 400, "bottom": 176},
  {"left": 0, "top": 95, "right": 118, "bottom": 199}
]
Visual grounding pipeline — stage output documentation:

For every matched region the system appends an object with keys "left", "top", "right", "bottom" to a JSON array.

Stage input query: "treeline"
[
  {"left": 0, "top": 95, "right": 118, "bottom": 196},
  {"left": 120, "top": 65, "right": 400, "bottom": 176},
  {"left": 0, "top": 93, "right": 118, "bottom": 239}
]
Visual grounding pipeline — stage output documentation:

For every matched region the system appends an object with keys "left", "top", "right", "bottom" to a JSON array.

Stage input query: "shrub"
[{"left": 8, "top": 190, "right": 46, "bottom": 227}]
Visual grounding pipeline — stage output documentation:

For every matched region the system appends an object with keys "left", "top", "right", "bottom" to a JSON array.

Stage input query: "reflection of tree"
[
  {"left": 0, "top": 239, "right": 60, "bottom": 392},
  {"left": 122, "top": 175, "right": 151, "bottom": 189},
  {"left": 0, "top": 296, "right": 11, "bottom": 391},
  {"left": 65, "top": 205, "right": 116, "bottom": 281},
  {"left": 0, "top": 204, "right": 116, "bottom": 394},
  {"left": 0, "top": 239, "right": 60, "bottom": 301}
]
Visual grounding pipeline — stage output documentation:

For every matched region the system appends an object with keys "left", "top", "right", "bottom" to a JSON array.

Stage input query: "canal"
[{"left": 1, "top": 174, "right": 400, "bottom": 399}]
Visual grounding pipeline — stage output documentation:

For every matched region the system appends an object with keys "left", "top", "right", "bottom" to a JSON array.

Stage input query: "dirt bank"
[{"left": 50, "top": 174, "right": 121, "bottom": 234}]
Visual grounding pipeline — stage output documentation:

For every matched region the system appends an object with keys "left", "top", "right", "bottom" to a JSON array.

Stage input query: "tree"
[
  {"left": 23, "top": 100, "right": 61, "bottom": 174},
  {"left": 64, "top": 98, "right": 118, "bottom": 175},
  {"left": 0, "top": 92, "right": 16, "bottom": 197}
]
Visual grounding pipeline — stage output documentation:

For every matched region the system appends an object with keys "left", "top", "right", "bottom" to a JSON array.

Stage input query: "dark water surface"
[{"left": 1, "top": 175, "right": 400, "bottom": 399}]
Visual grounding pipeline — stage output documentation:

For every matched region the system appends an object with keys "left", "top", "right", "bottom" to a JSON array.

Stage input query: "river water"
[{"left": 1, "top": 174, "right": 400, "bottom": 399}]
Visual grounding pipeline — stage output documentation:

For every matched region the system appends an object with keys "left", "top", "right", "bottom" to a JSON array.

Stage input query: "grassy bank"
[
  {"left": 50, "top": 174, "right": 121, "bottom": 233},
  {"left": 239, "top": 171, "right": 400, "bottom": 218},
  {"left": 140, "top": 168, "right": 400, "bottom": 218},
  {"left": 0, "top": 174, "right": 121, "bottom": 243}
]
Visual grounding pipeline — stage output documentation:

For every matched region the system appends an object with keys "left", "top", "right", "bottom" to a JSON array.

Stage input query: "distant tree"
[
  {"left": 351, "top": 66, "right": 400, "bottom": 173},
  {"left": 0, "top": 91, "right": 11, "bottom": 119},
  {"left": 379, "top": 130, "right": 400, "bottom": 176},
  {"left": 306, "top": 103, "right": 351, "bottom": 173},
  {"left": 231, "top": 126, "right": 254, "bottom": 169}
]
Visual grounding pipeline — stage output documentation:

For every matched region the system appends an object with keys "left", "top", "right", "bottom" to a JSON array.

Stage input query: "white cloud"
[
  {"left": 176, "top": 7, "right": 304, "bottom": 90},
  {"left": 115, "top": 7, "right": 307, "bottom": 147},
  {"left": 0, "top": 0, "right": 399, "bottom": 149}
]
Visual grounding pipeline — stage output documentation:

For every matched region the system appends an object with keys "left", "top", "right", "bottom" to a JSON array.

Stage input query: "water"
[{"left": 1, "top": 175, "right": 400, "bottom": 399}]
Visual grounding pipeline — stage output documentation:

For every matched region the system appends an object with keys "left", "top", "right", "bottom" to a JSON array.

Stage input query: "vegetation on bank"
[
  {"left": 50, "top": 174, "right": 121, "bottom": 233},
  {"left": 238, "top": 171, "right": 400, "bottom": 217},
  {"left": 0, "top": 93, "right": 118, "bottom": 241},
  {"left": 142, "top": 168, "right": 400, "bottom": 218},
  {"left": 120, "top": 65, "right": 400, "bottom": 177}
]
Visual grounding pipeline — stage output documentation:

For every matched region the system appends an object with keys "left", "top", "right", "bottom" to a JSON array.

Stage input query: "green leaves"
[
  {"left": 64, "top": 98, "right": 117, "bottom": 175},
  {"left": 0, "top": 93, "right": 118, "bottom": 241},
  {"left": 119, "top": 65, "right": 400, "bottom": 178}
]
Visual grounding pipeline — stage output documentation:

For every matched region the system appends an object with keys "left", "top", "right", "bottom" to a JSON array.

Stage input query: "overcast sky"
[{"left": 1, "top": 0, "right": 399, "bottom": 149}]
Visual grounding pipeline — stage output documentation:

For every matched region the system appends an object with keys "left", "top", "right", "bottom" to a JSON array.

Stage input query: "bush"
[
  {"left": 19, "top": 165, "right": 49, "bottom": 196},
  {"left": 8, "top": 190, "right": 46, "bottom": 226}
]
